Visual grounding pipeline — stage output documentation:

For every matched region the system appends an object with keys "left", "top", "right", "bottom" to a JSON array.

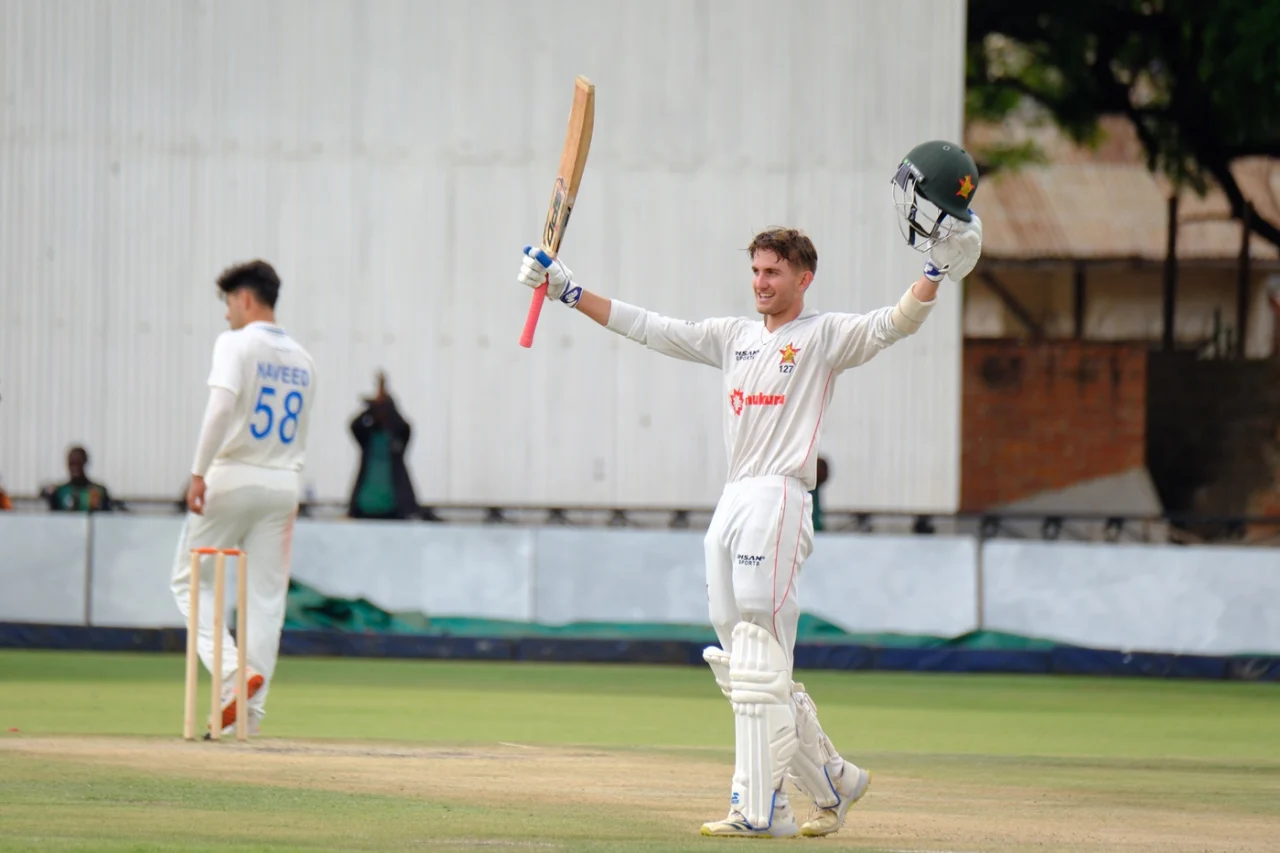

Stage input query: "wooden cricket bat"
[{"left": 519, "top": 75, "right": 595, "bottom": 348}]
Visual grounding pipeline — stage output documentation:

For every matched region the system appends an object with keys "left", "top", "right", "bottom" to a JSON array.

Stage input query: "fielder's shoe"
[
  {"left": 800, "top": 765, "right": 871, "bottom": 837},
  {"left": 205, "top": 711, "right": 262, "bottom": 740},
  {"left": 204, "top": 668, "right": 265, "bottom": 737},
  {"left": 700, "top": 793, "right": 799, "bottom": 839}
]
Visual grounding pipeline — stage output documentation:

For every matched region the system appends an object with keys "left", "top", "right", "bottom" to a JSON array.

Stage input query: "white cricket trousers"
[
  {"left": 704, "top": 474, "right": 814, "bottom": 667},
  {"left": 169, "top": 465, "right": 299, "bottom": 720}
]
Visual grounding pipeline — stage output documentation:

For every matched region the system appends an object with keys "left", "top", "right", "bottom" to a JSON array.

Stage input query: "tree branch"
[
  {"left": 1202, "top": 159, "right": 1280, "bottom": 251},
  {"left": 964, "top": 0, "right": 1280, "bottom": 251},
  {"left": 1222, "top": 142, "right": 1280, "bottom": 159}
]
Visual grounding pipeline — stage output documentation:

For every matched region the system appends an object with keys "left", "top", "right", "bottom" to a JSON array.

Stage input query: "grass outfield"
[{"left": 1, "top": 650, "right": 1278, "bottom": 852}]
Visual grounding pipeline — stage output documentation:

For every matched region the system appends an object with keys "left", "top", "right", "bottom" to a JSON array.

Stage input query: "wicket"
[{"left": 183, "top": 547, "right": 249, "bottom": 742}]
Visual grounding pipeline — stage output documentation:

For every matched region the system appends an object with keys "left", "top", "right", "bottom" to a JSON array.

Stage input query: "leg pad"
[
  {"left": 787, "top": 684, "right": 843, "bottom": 808},
  {"left": 728, "top": 621, "right": 798, "bottom": 829},
  {"left": 703, "top": 646, "right": 732, "bottom": 701}
]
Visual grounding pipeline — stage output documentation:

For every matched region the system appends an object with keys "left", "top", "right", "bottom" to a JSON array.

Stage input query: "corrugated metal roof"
[{"left": 968, "top": 118, "right": 1280, "bottom": 263}]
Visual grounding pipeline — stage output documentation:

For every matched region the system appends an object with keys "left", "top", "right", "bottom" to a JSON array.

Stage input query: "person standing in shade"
[{"left": 348, "top": 371, "right": 422, "bottom": 521}]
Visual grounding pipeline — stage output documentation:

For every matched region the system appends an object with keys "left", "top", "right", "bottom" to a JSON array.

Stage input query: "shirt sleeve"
[
  {"left": 606, "top": 299, "right": 740, "bottom": 368},
  {"left": 206, "top": 331, "right": 243, "bottom": 394},
  {"left": 191, "top": 386, "right": 238, "bottom": 477},
  {"left": 819, "top": 286, "right": 936, "bottom": 373}
]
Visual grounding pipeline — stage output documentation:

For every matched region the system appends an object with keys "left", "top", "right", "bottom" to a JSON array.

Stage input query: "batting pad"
[
  {"left": 703, "top": 646, "right": 732, "bottom": 701},
  {"left": 786, "top": 684, "right": 842, "bottom": 809},
  {"left": 729, "top": 622, "right": 798, "bottom": 829}
]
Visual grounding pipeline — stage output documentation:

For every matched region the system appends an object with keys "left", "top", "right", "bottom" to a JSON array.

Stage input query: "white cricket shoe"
[
  {"left": 800, "top": 766, "right": 871, "bottom": 837},
  {"left": 700, "top": 792, "right": 800, "bottom": 838}
]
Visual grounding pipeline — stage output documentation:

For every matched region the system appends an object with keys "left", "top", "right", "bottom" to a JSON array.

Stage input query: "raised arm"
[
  {"left": 821, "top": 211, "right": 983, "bottom": 372},
  {"left": 517, "top": 247, "right": 737, "bottom": 367},
  {"left": 819, "top": 277, "right": 938, "bottom": 372},
  {"left": 573, "top": 289, "right": 612, "bottom": 327}
]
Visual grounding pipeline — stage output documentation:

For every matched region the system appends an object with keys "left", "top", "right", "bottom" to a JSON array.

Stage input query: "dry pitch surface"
[{"left": 2, "top": 651, "right": 1278, "bottom": 852}]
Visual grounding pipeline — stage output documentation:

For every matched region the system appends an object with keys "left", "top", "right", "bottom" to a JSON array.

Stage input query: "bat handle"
[
  {"left": 519, "top": 276, "right": 550, "bottom": 348},
  {"left": 517, "top": 277, "right": 547, "bottom": 348}
]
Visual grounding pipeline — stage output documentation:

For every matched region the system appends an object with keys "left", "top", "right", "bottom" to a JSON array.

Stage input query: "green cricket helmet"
[{"left": 891, "top": 140, "right": 979, "bottom": 252}]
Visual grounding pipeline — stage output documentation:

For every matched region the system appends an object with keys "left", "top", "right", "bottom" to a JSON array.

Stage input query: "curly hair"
[
  {"left": 216, "top": 259, "right": 281, "bottom": 308},
  {"left": 747, "top": 228, "right": 817, "bottom": 274}
]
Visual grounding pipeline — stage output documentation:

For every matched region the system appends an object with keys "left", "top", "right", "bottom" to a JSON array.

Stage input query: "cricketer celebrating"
[
  {"left": 516, "top": 141, "right": 983, "bottom": 838},
  {"left": 170, "top": 260, "right": 317, "bottom": 738}
]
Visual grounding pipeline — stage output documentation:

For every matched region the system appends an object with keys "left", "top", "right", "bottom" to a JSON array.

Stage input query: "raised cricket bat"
[{"left": 519, "top": 75, "right": 595, "bottom": 348}]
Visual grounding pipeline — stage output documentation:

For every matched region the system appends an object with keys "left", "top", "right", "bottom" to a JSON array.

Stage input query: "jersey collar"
[{"left": 760, "top": 307, "right": 818, "bottom": 341}]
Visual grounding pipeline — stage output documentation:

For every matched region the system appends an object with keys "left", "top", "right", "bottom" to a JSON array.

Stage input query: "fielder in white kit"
[
  {"left": 516, "top": 141, "right": 983, "bottom": 838},
  {"left": 170, "top": 260, "right": 317, "bottom": 738}
]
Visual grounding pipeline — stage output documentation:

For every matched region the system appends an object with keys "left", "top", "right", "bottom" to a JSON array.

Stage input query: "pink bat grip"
[{"left": 518, "top": 276, "right": 549, "bottom": 348}]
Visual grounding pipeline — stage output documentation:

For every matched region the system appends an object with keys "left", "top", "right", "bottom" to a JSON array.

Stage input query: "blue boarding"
[{"left": 1, "top": 622, "right": 1278, "bottom": 682}]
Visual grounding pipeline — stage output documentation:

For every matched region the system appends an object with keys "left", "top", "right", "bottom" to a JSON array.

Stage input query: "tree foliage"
[{"left": 967, "top": 0, "right": 1280, "bottom": 248}]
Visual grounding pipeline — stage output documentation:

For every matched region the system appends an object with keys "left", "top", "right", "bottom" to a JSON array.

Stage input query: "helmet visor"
[{"left": 891, "top": 162, "right": 958, "bottom": 252}]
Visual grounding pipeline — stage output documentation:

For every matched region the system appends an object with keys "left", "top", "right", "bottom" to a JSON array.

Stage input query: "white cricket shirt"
[
  {"left": 607, "top": 293, "right": 927, "bottom": 491},
  {"left": 205, "top": 321, "right": 317, "bottom": 474}
]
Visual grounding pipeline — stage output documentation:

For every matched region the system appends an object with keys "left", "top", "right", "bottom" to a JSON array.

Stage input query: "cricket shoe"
[
  {"left": 205, "top": 711, "right": 262, "bottom": 740},
  {"left": 204, "top": 668, "right": 265, "bottom": 737},
  {"left": 800, "top": 766, "right": 871, "bottom": 837},
  {"left": 700, "top": 792, "right": 799, "bottom": 839}
]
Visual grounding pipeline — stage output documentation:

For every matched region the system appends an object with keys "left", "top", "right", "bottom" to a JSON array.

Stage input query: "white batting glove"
[
  {"left": 924, "top": 212, "right": 983, "bottom": 283},
  {"left": 518, "top": 246, "right": 583, "bottom": 308}
]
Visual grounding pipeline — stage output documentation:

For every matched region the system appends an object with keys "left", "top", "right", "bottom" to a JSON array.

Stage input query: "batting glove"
[
  {"left": 519, "top": 246, "right": 583, "bottom": 308},
  {"left": 924, "top": 212, "right": 983, "bottom": 283}
]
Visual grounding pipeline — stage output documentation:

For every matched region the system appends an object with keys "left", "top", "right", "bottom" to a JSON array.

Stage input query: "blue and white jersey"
[{"left": 205, "top": 321, "right": 316, "bottom": 474}]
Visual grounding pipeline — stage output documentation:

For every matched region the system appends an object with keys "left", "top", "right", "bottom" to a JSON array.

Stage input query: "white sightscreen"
[{"left": 0, "top": 0, "right": 967, "bottom": 511}]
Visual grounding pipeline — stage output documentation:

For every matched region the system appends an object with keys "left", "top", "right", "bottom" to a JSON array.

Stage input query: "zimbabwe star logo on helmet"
[{"left": 891, "top": 140, "right": 980, "bottom": 252}]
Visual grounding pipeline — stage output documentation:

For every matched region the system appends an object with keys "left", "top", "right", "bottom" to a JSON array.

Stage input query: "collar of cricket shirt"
[{"left": 759, "top": 308, "right": 819, "bottom": 343}]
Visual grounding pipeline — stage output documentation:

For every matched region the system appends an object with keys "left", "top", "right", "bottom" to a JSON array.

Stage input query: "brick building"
[{"left": 959, "top": 117, "right": 1280, "bottom": 540}]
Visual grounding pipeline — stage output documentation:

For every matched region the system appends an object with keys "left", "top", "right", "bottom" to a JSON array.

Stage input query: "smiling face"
[
  {"left": 746, "top": 228, "right": 817, "bottom": 327},
  {"left": 751, "top": 249, "right": 811, "bottom": 318}
]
